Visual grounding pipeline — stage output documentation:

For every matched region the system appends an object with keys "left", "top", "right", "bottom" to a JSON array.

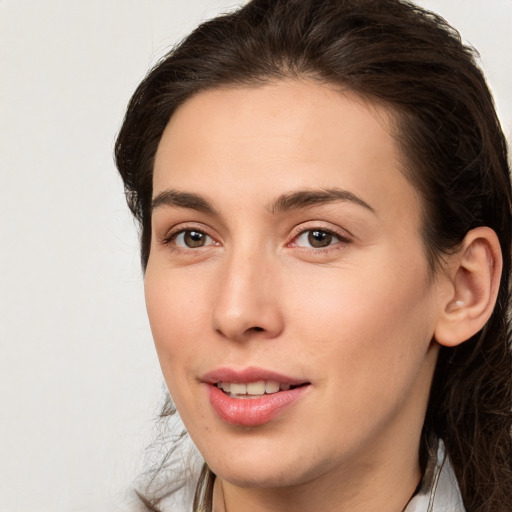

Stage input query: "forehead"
[
  {"left": 153, "top": 79, "right": 421, "bottom": 226},
  {"left": 156, "top": 80, "right": 394, "bottom": 175}
]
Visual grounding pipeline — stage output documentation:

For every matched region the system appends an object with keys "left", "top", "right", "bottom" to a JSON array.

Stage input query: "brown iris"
[
  {"left": 308, "top": 230, "right": 333, "bottom": 248},
  {"left": 184, "top": 230, "right": 207, "bottom": 248}
]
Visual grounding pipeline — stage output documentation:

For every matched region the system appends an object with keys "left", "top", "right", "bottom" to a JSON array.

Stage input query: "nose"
[{"left": 212, "top": 249, "right": 284, "bottom": 342}]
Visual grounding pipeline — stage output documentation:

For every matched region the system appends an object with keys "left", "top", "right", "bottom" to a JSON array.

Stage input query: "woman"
[{"left": 115, "top": 0, "right": 512, "bottom": 510}]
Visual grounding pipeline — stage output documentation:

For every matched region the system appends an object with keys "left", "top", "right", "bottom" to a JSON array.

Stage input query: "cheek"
[
  {"left": 144, "top": 267, "right": 207, "bottom": 373},
  {"left": 286, "top": 254, "right": 436, "bottom": 381},
  {"left": 144, "top": 268, "right": 213, "bottom": 425}
]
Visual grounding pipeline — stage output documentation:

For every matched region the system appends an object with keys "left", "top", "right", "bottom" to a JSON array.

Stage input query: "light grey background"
[{"left": 0, "top": 1, "right": 510, "bottom": 511}]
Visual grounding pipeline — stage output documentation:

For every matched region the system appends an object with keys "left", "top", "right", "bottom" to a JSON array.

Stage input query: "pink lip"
[
  {"left": 201, "top": 366, "right": 310, "bottom": 427},
  {"left": 201, "top": 366, "right": 307, "bottom": 386}
]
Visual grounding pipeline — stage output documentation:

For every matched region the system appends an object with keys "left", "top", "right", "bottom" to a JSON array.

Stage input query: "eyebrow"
[
  {"left": 267, "top": 188, "right": 375, "bottom": 214},
  {"left": 151, "top": 187, "right": 374, "bottom": 215},
  {"left": 151, "top": 189, "right": 217, "bottom": 214}
]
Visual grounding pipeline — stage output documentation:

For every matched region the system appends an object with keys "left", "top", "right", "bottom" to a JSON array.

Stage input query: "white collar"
[{"left": 405, "top": 439, "right": 466, "bottom": 512}]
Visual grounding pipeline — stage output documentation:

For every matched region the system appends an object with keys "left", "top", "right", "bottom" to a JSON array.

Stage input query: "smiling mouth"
[{"left": 215, "top": 380, "right": 309, "bottom": 399}]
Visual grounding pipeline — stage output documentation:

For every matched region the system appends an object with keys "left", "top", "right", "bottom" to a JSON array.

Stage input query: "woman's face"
[{"left": 146, "top": 80, "right": 443, "bottom": 492}]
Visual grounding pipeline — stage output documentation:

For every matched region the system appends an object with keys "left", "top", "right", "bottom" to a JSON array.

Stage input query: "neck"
[{"left": 213, "top": 436, "right": 422, "bottom": 512}]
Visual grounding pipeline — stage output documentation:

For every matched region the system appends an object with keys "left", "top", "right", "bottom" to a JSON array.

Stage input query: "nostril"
[{"left": 251, "top": 326, "right": 264, "bottom": 332}]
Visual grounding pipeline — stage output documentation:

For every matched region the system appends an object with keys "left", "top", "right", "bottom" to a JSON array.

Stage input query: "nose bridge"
[{"left": 212, "top": 240, "right": 283, "bottom": 341}]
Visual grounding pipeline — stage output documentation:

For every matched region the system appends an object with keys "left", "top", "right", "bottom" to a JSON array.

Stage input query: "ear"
[{"left": 434, "top": 227, "right": 502, "bottom": 347}]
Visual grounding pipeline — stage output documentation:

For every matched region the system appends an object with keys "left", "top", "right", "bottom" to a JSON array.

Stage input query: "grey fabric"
[{"left": 405, "top": 440, "right": 465, "bottom": 512}]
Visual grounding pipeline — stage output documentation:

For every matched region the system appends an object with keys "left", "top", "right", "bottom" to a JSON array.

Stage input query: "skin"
[{"left": 145, "top": 80, "right": 449, "bottom": 512}]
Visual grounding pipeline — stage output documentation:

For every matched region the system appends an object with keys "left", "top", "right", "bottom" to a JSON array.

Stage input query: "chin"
[
  {"left": 215, "top": 464, "right": 305, "bottom": 489},
  {"left": 204, "top": 444, "right": 330, "bottom": 490}
]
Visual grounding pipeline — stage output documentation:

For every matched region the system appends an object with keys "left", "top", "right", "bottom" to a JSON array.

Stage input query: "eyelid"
[
  {"left": 157, "top": 221, "right": 352, "bottom": 251},
  {"left": 288, "top": 222, "right": 353, "bottom": 247},
  {"left": 159, "top": 223, "right": 219, "bottom": 247}
]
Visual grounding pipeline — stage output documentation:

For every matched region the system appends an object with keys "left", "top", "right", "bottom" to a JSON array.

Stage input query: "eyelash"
[
  {"left": 289, "top": 226, "right": 352, "bottom": 251},
  {"left": 161, "top": 225, "right": 217, "bottom": 251},
  {"left": 160, "top": 225, "right": 352, "bottom": 252}
]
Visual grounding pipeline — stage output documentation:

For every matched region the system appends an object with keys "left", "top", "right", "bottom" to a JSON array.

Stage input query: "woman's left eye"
[
  {"left": 294, "top": 229, "right": 345, "bottom": 249},
  {"left": 172, "top": 230, "right": 215, "bottom": 248}
]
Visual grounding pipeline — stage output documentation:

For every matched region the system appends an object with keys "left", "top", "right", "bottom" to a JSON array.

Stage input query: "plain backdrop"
[{"left": 0, "top": 1, "right": 510, "bottom": 511}]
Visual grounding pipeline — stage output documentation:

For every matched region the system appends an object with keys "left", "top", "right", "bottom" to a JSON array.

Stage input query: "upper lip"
[{"left": 201, "top": 366, "right": 309, "bottom": 385}]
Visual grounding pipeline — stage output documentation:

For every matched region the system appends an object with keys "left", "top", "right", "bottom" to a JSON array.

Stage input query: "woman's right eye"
[{"left": 168, "top": 230, "right": 216, "bottom": 249}]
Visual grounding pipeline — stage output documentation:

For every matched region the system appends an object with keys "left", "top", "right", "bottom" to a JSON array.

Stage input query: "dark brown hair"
[{"left": 115, "top": 0, "right": 512, "bottom": 510}]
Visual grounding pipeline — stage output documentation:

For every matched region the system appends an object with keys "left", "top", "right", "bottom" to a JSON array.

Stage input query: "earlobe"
[{"left": 434, "top": 227, "right": 502, "bottom": 348}]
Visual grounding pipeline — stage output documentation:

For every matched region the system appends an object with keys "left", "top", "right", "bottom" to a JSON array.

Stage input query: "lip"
[
  {"left": 201, "top": 366, "right": 308, "bottom": 386},
  {"left": 202, "top": 366, "right": 310, "bottom": 427}
]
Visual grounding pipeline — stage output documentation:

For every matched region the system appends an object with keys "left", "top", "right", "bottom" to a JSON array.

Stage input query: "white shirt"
[{"left": 405, "top": 440, "right": 466, "bottom": 512}]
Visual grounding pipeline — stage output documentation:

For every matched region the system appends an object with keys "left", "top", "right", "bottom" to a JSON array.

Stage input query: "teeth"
[
  {"left": 265, "top": 381, "right": 280, "bottom": 394},
  {"left": 230, "top": 383, "right": 247, "bottom": 395},
  {"left": 219, "top": 382, "right": 231, "bottom": 393},
  {"left": 246, "top": 381, "right": 266, "bottom": 395},
  {"left": 216, "top": 380, "right": 288, "bottom": 396}
]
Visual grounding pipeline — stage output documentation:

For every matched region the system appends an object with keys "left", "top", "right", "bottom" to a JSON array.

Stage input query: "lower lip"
[{"left": 207, "top": 384, "right": 309, "bottom": 427}]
